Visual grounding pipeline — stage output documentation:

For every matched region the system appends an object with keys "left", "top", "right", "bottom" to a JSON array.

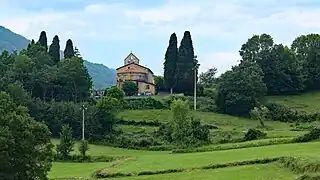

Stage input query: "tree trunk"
[{"left": 170, "top": 88, "right": 173, "bottom": 94}]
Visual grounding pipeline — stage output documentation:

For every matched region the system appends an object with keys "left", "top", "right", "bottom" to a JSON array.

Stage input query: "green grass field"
[
  {"left": 268, "top": 91, "right": 320, "bottom": 113},
  {"left": 116, "top": 164, "right": 296, "bottom": 180},
  {"left": 49, "top": 92, "right": 320, "bottom": 179},
  {"left": 49, "top": 141, "right": 320, "bottom": 179},
  {"left": 118, "top": 109, "right": 293, "bottom": 131}
]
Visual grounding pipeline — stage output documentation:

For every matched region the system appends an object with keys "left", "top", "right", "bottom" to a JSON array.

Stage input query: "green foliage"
[
  {"left": 154, "top": 75, "right": 166, "bottom": 94},
  {"left": 173, "top": 138, "right": 294, "bottom": 153},
  {"left": 294, "top": 127, "right": 320, "bottom": 143},
  {"left": 164, "top": 33, "right": 178, "bottom": 94},
  {"left": 0, "top": 92, "right": 53, "bottom": 180},
  {"left": 123, "top": 97, "right": 166, "bottom": 110},
  {"left": 155, "top": 99, "right": 210, "bottom": 147},
  {"left": 48, "top": 35, "right": 60, "bottom": 64},
  {"left": 64, "top": 39, "right": 75, "bottom": 59},
  {"left": 243, "top": 128, "right": 267, "bottom": 141},
  {"left": 53, "top": 154, "right": 119, "bottom": 163},
  {"left": 79, "top": 140, "right": 89, "bottom": 158},
  {"left": 94, "top": 97, "right": 121, "bottom": 137},
  {"left": 105, "top": 86, "right": 124, "bottom": 101},
  {"left": 216, "top": 61, "right": 267, "bottom": 116},
  {"left": 57, "top": 57, "right": 92, "bottom": 102},
  {"left": 122, "top": 81, "right": 138, "bottom": 96},
  {"left": 56, "top": 125, "right": 75, "bottom": 159},
  {"left": 262, "top": 44, "right": 304, "bottom": 95},
  {"left": 250, "top": 106, "right": 269, "bottom": 128},
  {"left": 38, "top": 31, "right": 48, "bottom": 51},
  {"left": 292, "top": 34, "right": 320, "bottom": 91},
  {"left": 199, "top": 67, "right": 217, "bottom": 87},
  {"left": 175, "top": 31, "right": 197, "bottom": 94},
  {"left": 265, "top": 102, "right": 320, "bottom": 123},
  {"left": 279, "top": 156, "right": 320, "bottom": 174}
]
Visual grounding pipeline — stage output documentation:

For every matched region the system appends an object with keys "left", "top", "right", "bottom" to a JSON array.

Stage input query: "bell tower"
[{"left": 124, "top": 52, "right": 140, "bottom": 65}]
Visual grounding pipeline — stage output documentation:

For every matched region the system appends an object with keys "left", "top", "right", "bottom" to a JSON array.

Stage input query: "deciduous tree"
[
  {"left": 0, "top": 92, "right": 53, "bottom": 180},
  {"left": 215, "top": 61, "right": 267, "bottom": 116}
]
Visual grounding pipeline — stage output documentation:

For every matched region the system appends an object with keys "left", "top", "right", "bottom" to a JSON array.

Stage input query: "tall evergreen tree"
[
  {"left": 31, "top": 39, "right": 35, "bottom": 45},
  {"left": 164, "top": 33, "right": 178, "bottom": 94},
  {"left": 38, "top": 31, "right": 48, "bottom": 51},
  {"left": 48, "top": 35, "right": 60, "bottom": 64},
  {"left": 176, "top": 31, "right": 197, "bottom": 95},
  {"left": 64, "top": 39, "right": 75, "bottom": 59}
]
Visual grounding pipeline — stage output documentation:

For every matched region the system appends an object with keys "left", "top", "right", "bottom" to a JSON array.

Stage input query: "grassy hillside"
[
  {"left": 49, "top": 139, "right": 320, "bottom": 179},
  {"left": 268, "top": 91, "right": 320, "bottom": 113}
]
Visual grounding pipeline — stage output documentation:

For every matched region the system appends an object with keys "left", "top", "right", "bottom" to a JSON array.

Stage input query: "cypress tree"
[
  {"left": 38, "top": 31, "right": 48, "bottom": 51},
  {"left": 176, "top": 31, "right": 197, "bottom": 95},
  {"left": 64, "top": 39, "right": 75, "bottom": 59},
  {"left": 49, "top": 35, "right": 60, "bottom": 64},
  {"left": 164, "top": 33, "right": 178, "bottom": 94},
  {"left": 31, "top": 39, "right": 35, "bottom": 45}
]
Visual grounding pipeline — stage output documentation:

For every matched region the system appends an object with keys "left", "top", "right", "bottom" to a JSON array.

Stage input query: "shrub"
[
  {"left": 122, "top": 97, "right": 166, "bottom": 110},
  {"left": 278, "top": 156, "right": 320, "bottom": 174},
  {"left": 56, "top": 125, "right": 75, "bottom": 159},
  {"left": 243, "top": 128, "right": 266, "bottom": 141},
  {"left": 265, "top": 102, "right": 320, "bottom": 123},
  {"left": 294, "top": 127, "right": 320, "bottom": 143},
  {"left": 79, "top": 140, "right": 89, "bottom": 158},
  {"left": 172, "top": 138, "right": 294, "bottom": 153},
  {"left": 187, "top": 96, "right": 216, "bottom": 112},
  {"left": 155, "top": 99, "right": 210, "bottom": 148},
  {"left": 53, "top": 154, "right": 120, "bottom": 163},
  {"left": 122, "top": 81, "right": 138, "bottom": 96},
  {"left": 105, "top": 86, "right": 124, "bottom": 101}
]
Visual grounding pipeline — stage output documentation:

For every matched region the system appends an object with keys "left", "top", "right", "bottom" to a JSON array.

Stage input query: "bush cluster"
[
  {"left": 92, "top": 157, "right": 281, "bottom": 178},
  {"left": 172, "top": 138, "right": 294, "bottom": 153},
  {"left": 293, "top": 127, "right": 320, "bottom": 143},
  {"left": 53, "top": 154, "right": 121, "bottom": 163},
  {"left": 122, "top": 95, "right": 216, "bottom": 112},
  {"left": 243, "top": 128, "right": 267, "bottom": 141},
  {"left": 265, "top": 102, "right": 320, "bottom": 123},
  {"left": 297, "top": 174, "right": 320, "bottom": 180},
  {"left": 278, "top": 156, "right": 320, "bottom": 174}
]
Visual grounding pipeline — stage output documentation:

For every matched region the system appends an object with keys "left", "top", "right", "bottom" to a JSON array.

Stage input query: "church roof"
[{"left": 116, "top": 62, "right": 154, "bottom": 74}]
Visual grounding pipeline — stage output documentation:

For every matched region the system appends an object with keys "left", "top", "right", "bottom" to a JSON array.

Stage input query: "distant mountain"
[
  {"left": 0, "top": 26, "right": 30, "bottom": 53},
  {"left": 0, "top": 26, "right": 116, "bottom": 89},
  {"left": 84, "top": 60, "right": 116, "bottom": 89}
]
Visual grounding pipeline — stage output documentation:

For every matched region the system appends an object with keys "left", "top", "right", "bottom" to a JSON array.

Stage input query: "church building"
[{"left": 116, "top": 52, "right": 156, "bottom": 95}]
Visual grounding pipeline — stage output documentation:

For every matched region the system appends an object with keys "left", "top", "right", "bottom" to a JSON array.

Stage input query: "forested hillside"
[{"left": 0, "top": 26, "right": 116, "bottom": 89}]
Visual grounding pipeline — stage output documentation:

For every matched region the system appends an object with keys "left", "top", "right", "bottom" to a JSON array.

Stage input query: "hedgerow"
[
  {"left": 92, "top": 157, "right": 282, "bottom": 178},
  {"left": 172, "top": 138, "right": 294, "bottom": 153},
  {"left": 53, "top": 154, "right": 123, "bottom": 163}
]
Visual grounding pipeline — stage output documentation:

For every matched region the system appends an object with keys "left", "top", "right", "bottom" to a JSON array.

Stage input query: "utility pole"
[
  {"left": 80, "top": 104, "right": 87, "bottom": 140},
  {"left": 193, "top": 56, "right": 200, "bottom": 111}
]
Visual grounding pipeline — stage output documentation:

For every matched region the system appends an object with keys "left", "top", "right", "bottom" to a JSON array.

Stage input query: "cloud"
[
  {"left": 200, "top": 52, "right": 241, "bottom": 75},
  {"left": 1, "top": 0, "right": 320, "bottom": 74}
]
